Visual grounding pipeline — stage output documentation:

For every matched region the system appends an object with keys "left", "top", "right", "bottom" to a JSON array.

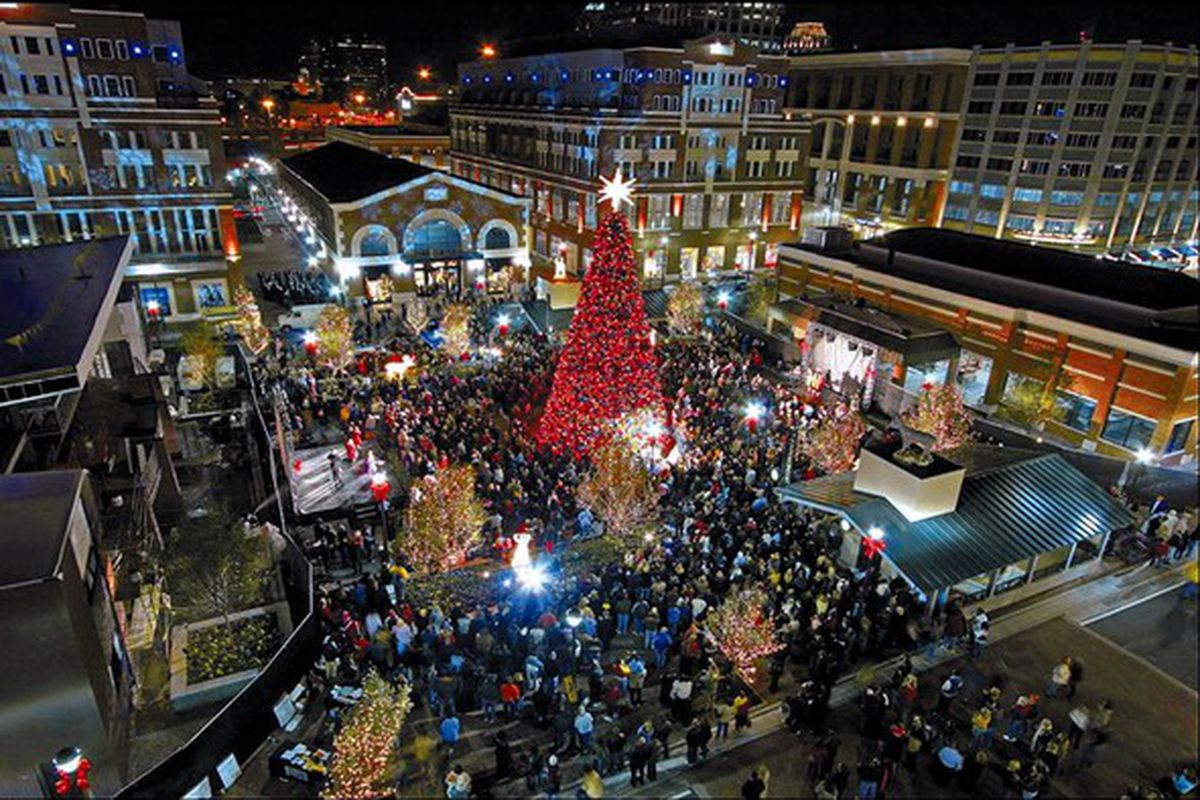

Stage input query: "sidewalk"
[{"left": 598, "top": 559, "right": 1192, "bottom": 797}]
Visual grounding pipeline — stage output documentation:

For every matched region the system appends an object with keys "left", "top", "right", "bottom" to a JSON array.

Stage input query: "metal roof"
[
  {"left": 0, "top": 470, "right": 85, "bottom": 590},
  {"left": 777, "top": 450, "right": 1133, "bottom": 594},
  {"left": 775, "top": 295, "right": 960, "bottom": 362}
]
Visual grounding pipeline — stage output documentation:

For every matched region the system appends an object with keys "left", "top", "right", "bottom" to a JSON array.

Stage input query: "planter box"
[{"left": 169, "top": 602, "right": 292, "bottom": 712}]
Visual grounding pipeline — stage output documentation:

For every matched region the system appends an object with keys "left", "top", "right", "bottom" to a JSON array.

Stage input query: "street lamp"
[
  {"left": 480, "top": 43, "right": 497, "bottom": 59},
  {"left": 744, "top": 400, "right": 765, "bottom": 433},
  {"left": 418, "top": 67, "right": 432, "bottom": 81}
]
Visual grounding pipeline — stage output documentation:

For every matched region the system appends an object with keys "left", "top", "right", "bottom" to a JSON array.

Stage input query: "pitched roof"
[
  {"left": 777, "top": 447, "right": 1133, "bottom": 594},
  {"left": 0, "top": 470, "right": 85, "bottom": 590},
  {"left": 0, "top": 237, "right": 129, "bottom": 387},
  {"left": 280, "top": 141, "right": 435, "bottom": 203}
]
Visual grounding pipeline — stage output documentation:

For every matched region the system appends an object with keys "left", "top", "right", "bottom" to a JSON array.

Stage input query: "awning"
[
  {"left": 776, "top": 450, "right": 1133, "bottom": 594},
  {"left": 775, "top": 296, "right": 959, "bottom": 363}
]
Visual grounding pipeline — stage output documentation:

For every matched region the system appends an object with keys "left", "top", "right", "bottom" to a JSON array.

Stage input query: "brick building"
[
  {"left": 773, "top": 228, "right": 1199, "bottom": 464},
  {"left": 450, "top": 35, "right": 808, "bottom": 282}
]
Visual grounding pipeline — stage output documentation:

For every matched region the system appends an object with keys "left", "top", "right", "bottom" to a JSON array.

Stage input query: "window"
[
  {"left": 116, "top": 40, "right": 129, "bottom": 60},
  {"left": 962, "top": 128, "right": 987, "bottom": 142},
  {"left": 1050, "top": 191, "right": 1083, "bottom": 206},
  {"left": 24, "top": 36, "right": 40, "bottom": 55},
  {"left": 96, "top": 38, "right": 113, "bottom": 59},
  {"left": 1006, "top": 215, "right": 1035, "bottom": 232},
  {"left": 152, "top": 45, "right": 169, "bottom": 63},
  {"left": 956, "top": 155, "right": 981, "bottom": 168},
  {"left": 1006, "top": 72, "right": 1034, "bottom": 86},
  {"left": 1166, "top": 419, "right": 1195, "bottom": 454},
  {"left": 943, "top": 204, "right": 969, "bottom": 221},
  {"left": 1128, "top": 72, "right": 1155, "bottom": 88},
  {"left": 949, "top": 180, "right": 974, "bottom": 195},
  {"left": 33, "top": 75, "right": 50, "bottom": 95},
  {"left": 1041, "top": 71, "right": 1072, "bottom": 86},
  {"left": 104, "top": 75, "right": 120, "bottom": 96},
  {"left": 1066, "top": 133, "right": 1100, "bottom": 148},
  {"left": 1094, "top": 193, "right": 1119, "bottom": 207},
  {"left": 87, "top": 75, "right": 101, "bottom": 96},
  {"left": 986, "top": 157, "right": 1013, "bottom": 172},
  {"left": 998, "top": 101, "right": 1028, "bottom": 116},
  {"left": 979, "top": 183, "right": 1005, "bottom": 199},
  {"left": 1110, "top": 135, "right": 1137, "bottom": 150},
  {"left": 974, "top": 209, "right": 1000, "bottom": 225},
  {"left": 1074, "top": 102, "right": 1108, "bottom": 118},
  {"left": 80, "top": 37, "right": 94, "bottom": 59},
  {"left": 1054, "top": 392, "right": 1097, "bottom": 432},
  {"left": 1101, "top": 408, "right": 1156, "bottom": 451},
  {"left": 967, "top": 101, "right": 992, "bottom": 114},
  {"left": 1032, "top": 101, "right": 1065, "bottom": 117},
  {"left": 1120, "top": 103, "right": 1146, "bottom": 119},
  {"left": 1082, "top": 71, "right": 1117, "bottom": 87},
  {"left": 708, "top": 193, "right": 729, "bottom": 227},
  {"left": 683, "top": 194, "right": 703, "bottom": 229},
  {"left": 974, "top": 72, "right": 1000, "bottom": 86},
  {"left": 1012, "top": 187, "right": 1043, "bottom": 203},
  {"left": 121, "top": 76, "right": 135, "bottom": 97},
  {"left": 740, "top": 192, "right": 763, "bottom": 227},
  {"left": 994, "top": 130, "right": 1022, "bottom": 144},
  {"left": 1058, "top": 162, "right": 1091, "bottom": 178}
]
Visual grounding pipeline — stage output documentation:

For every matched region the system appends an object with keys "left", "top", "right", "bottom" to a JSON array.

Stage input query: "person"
[
  {"left": 715, "top": 699, "right": 735, "bottom": 739},
  {"left": 439, "top": 713, "right": 461, "bottom": 753},
  {"left": 1067, "top": 657, "right": 1085, "bottom": 698},
  {"left": 970, "top": 610, "right": 990, "bottom": 659},
  {"left": 327, "top": 450, "right": 342, "bottom": 487},
  {"left": 687, "top": 716, "right": 712, "bottom": 763},
  {"left": 652, "top": 627, "right": 673, "bottom": 668},
  {"left": 493, "top": 730, "right": 513, "bottom": 780},
  {"left": 733, "top": 692, "right": 752, "bottom": 734},
  {"left": 1046, "top": 656, "right": 1072, "bottom": 698},
  {"left": 580, "top": 767, "right": 604, "bottom": 799},
  {"left": 740, "top": 767, "right": 766, "bottom": 800},
  {"left": 575, "top": 705, "right": 595, "bottom": 752},
  {"left": 629, "top": 737, "right": 651, "bottom": 787},
  {"left": 933, "top": 742, "right": 964, "bottom": 787},
  {"left": 628, "top": 654, "right": 647, "bottom": 705},
  {"left": 938, "top": 670, "right": 964, "bottom": 713},
  {"left": 857, "top": 756, "right": 882, "bottom": 800},
  {"left": 1068, "top": 703, "right": 1090, "bottom": 749},
  {"left": 970, "top": 706, "right": 993, "bottom": 750},
  {"left": 444, "top": 764, "right": 471, "bottom": 799}
]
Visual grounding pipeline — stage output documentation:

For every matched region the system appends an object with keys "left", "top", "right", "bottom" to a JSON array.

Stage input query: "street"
[{"left": 1088, "top": 586, "right": 1199, "bottom": 690}]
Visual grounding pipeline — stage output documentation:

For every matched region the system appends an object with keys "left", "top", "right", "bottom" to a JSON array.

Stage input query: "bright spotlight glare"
[
  {"left": 867, "top": 526, "right": 885, "bottom": 541},
  {"left": 1135, "top": 447, "right": 1155, "bottom": 465},
  {"left": 516, "top": 564, "right": 549, "bottom": 592},
  {"left": 744, "top": 401, "right": 766, "bottom": 421}
]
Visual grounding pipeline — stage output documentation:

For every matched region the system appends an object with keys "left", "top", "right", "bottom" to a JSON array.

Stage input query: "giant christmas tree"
[{"left": 538, "top": 170, "right": 664, "bottom": 455}]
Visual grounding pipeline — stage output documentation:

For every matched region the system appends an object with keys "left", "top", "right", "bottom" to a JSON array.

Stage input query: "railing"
[{"left": 116, "top": 346, "right": 318, "bottom": 798}]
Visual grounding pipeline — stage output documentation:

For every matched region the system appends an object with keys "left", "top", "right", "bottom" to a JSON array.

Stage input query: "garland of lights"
[
  {"left": 667, "top": 281, "right": 705, "bottom": 335},
  {"left": 323, "top": 672, "right": 412, "bottom": 799},
  {"left": 233, "top": 285, "right": 271, "bottom": 355},
  {"left": 577, "top": 440, "right": 660, "bottom": 542},
  {"left": 706, "top": 588, "right": 785, "bottom": 680},
  {"left": 440, "top": 303, "right": 472, "bottom": 358},
  {"left": 538, "top": 178, "right": 664, "bottom": 456},
  {"left": 393, "top": 464, "right": 485, "bottom": 573}
]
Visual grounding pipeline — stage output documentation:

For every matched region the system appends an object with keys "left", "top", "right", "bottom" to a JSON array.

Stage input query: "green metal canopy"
[{"left": 776, "top": 451, "right": 1134, "bottom": 594}]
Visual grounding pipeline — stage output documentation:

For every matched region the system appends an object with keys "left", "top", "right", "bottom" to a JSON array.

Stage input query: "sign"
[{"left": 424, "top": 185, "right": 448, "bottom": 202}]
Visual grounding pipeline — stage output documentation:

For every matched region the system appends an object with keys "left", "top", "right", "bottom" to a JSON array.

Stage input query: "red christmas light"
[{"left": 537, "top": 208, "right": 663, "bottom": 455}]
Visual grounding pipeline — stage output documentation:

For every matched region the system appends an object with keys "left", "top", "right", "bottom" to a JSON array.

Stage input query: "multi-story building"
[
  {"left": 943, "top": 40, "right": 1199, "bottom": 255},
  {"left": 578, "top": 2, "right": 789, "bottom": 53},
  {"left": 326, "top": 124, "right": 450, "bottom": 169},
  {"left": 772, "top": 228, "right": 1199, "bottom": 465},
  {"left": 783, "top": 21, "right": 832, "bottom": 56},
  {"left": 785, "top": 48, "right": 971, "bottom": 236},
  {"left": 0, "top": 470, "right": 134, "bottom": 798},
  {"left": 314, "top": 34, "right": 388, "bottom": 106},
  {"left": 451, "top": 36, "right": 808, "bottom": 281},
  {"left": 0, "top": 4, "right": 240, "bottom": 324}
]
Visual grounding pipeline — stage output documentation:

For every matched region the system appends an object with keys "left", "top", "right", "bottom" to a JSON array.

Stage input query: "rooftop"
[
  {"left": 778, "top": 446, "right": 1134, "bottom": 594},
  {"left": 0, "top": 470, "right": 85, "bottom": 590},
  {"left": 0, "top": 237, "right": 130, "bottom": 388},
  {"left": 786, "top": 227, "right": 1199, "bottom": 353},
  {"left": 776, "top": 293, "right": 960, "bottom": 361},
  {"left": 334, "top": 123, "right": 447, "bottom": 137},
  {"left": 279, "top": 141, "right": 435, "bottom": 203}
]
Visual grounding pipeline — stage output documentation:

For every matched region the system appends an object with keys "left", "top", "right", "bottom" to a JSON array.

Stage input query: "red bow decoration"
[{"left": 863, "top": 535, "right": 888, "bottom": 560}]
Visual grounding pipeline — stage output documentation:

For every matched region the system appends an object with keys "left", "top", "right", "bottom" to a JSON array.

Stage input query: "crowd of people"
[
  {"left": 256, "top": 268, "right": 334, "bottom": 307},
  {"left": 245, "top": 290, "right": 1196, "bottom": 800}
]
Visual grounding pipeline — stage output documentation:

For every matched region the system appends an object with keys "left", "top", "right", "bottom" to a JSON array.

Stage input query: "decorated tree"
[
  {"left": 706, "top": 589, "right": 784, "bottom": 680},
  {"left": 233, "top": 285, "right": 271, "bottom": 355},
  {"left": 178, "top": 320, "right": 223, "bottom": 390},
  {"left": 440, "top": 303, "right": 472, "bottom": 358},
  {"left": 323, "top": 672, "right": 412, "bottom": 800},
  {"left": 315, "top": 304, "right": 354, "bottom": 373},
  {"left": 667, "top": 281, "right": 704, "bottom": 335},
  {"left": 538, "top": 170, "right": 664, "bottom": 455},
  {"left": 744, "top": 278, "right": 777, "bottom": 323},
  {"left": 902, "top": 383, "right": 974, "bottom": 452},
  {"left": 393, "top": 464, "right": 484, "bottom": 573},
  {"left": 997, "top": 370, "right": 1074, "bottom": 432},
  {"left": 577, "top": 440, "right": 660, "bottom": 542},
  {"left": 803, "top": 403, "right": 867, "bottom": 474}
]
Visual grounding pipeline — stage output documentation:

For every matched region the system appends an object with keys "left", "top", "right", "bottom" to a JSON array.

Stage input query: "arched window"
[
  {"left": 408, "top": 219, "right": 462, "bottom": 257},
  {"left": 359, "top": 230, "right": 392, "bottom": 257},
  {"left": 484, "top": 226, "right": 512, "bottom": 250}
]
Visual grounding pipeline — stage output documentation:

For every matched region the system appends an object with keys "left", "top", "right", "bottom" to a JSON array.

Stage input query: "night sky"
[{"left": 118, "top": 1, "right": 1196, "bottom": 84}]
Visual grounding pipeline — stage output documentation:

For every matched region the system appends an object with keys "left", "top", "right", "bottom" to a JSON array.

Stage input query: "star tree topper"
[{"left": 599, "top": 168, "right": 638, "bottom": 211}]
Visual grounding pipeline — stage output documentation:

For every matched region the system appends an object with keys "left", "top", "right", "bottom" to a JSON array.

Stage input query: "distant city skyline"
[{"left": 122, "top": 1, "right": 1195, "bottom": 84}]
